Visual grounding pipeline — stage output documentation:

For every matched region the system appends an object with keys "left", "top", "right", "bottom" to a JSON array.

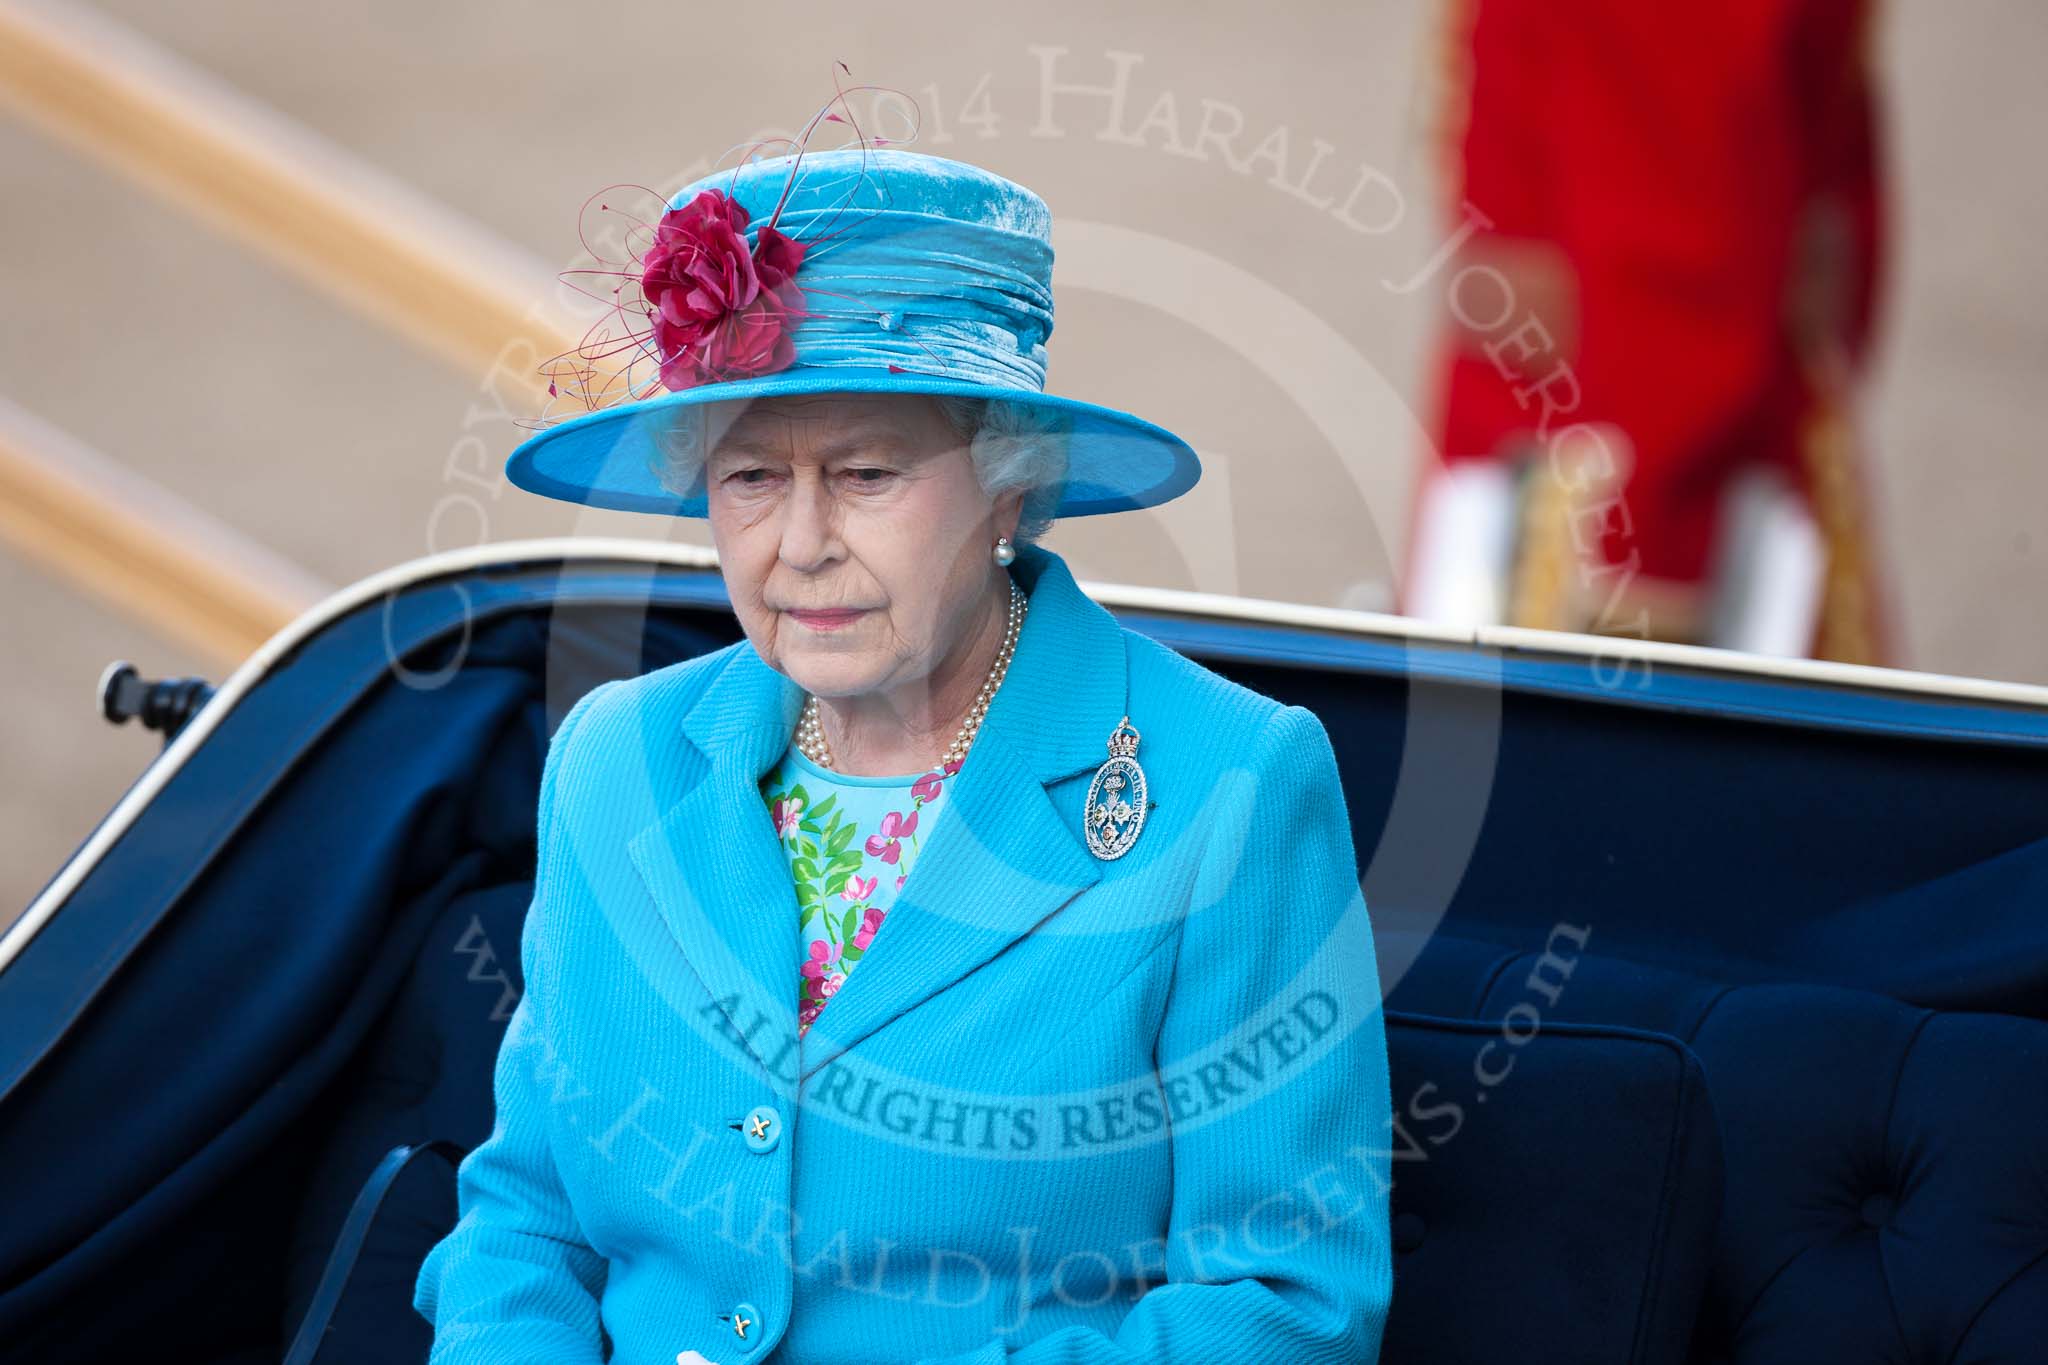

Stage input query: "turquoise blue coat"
[{"left": 413, "top": 542, "right": 1394, "bottom": 1363}]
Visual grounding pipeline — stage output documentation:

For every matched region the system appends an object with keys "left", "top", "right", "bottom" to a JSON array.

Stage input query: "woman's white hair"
[{"left": 643, "top": 393, "right": 1070, "bottom": 544}]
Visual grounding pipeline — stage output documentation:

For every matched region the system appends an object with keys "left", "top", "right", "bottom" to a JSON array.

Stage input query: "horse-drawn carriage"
[{"left": 3, "top": 541, "right": 2042, "bottom": 1362}]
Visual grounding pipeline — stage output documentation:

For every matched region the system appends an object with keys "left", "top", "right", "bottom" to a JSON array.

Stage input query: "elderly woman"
[{"left": 413, "top": 145, "right": 1394, "bottom": 1363}]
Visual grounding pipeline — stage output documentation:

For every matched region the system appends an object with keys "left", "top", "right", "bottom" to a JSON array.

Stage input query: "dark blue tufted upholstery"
[
  {"left": 1378, "top": 1012, "right": 1722, "bottom": 1364},
  {"left": 1382, "top": 930, "right": 2048, "bottom": 1364},
  {"left": 281, "top": 1003, "right": 1727, "bottom": 1365}
]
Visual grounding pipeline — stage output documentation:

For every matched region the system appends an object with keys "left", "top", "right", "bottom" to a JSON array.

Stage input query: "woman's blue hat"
[{"left": 505, "top": 148, "right": 1201, "bottom": 518}]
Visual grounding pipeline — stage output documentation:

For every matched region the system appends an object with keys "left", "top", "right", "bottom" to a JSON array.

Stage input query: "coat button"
[
  {"left": 740, "top": 1104, "right": 782, "bottom": 1153},
  {"left": 727, "top": 1300, "right": 764, "bottom": 1349}
]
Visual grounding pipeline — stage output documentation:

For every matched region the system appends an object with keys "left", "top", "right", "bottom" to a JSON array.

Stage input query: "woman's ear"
[{"left": 994, "top": 486, "right": 1026, "bottom": 542}]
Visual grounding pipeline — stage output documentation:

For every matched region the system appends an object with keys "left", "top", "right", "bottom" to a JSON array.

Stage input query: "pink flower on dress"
[
  {"left": 816, "top": 973, "right": 842, "bottom": 999},
  {"left": 802, "top": 937, "right": 841, "bottom": 981},
  {"left": 911, "top": 769, "right": 945, "bottom": 804},
  {"left": 841, "top": 874, "right": 878, "bottom": 903},
  {"left": 771, "top": 796, "right": 804, "bottom": 838},
  {"left": 865, "top": 809, "right": 918, "bottom": 863},
  {"left": 853, "top": 906, "right": 885, "bottom": 951}
]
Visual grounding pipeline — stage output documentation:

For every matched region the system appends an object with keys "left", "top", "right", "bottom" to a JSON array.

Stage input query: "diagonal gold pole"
[
  {"left": 0, "top": 397, "right": 335, "bottom": 670},
  {"left": 0, "top": 0, "right": 631, "bottom": 669},
  {"left": 0, "top": 0, "right": 575, "bottom": 395}
]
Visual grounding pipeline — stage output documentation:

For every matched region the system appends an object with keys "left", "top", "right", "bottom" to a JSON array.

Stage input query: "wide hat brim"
[{"left": 505, "top": 368, "right": 1202, "bottom": 519}]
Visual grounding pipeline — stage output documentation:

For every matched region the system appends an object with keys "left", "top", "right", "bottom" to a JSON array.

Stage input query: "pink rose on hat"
[{"left": 640, "top": 188, "right": 808, "bottom": 390}]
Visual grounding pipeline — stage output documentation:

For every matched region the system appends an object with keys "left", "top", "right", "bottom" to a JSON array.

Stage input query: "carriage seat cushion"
[
  {"left": 285, "top": 1007, "right": 1723, "bottom": 1365},
  {"left": 1381, "top": 929, "right": 2048, "bottom": 1364},
  {"left": 1379, "top": 1012, "right": 1723, "bottom": 1364},
  {"left": 283, "top": 1141, "right": 462, "bottom": 1365}
]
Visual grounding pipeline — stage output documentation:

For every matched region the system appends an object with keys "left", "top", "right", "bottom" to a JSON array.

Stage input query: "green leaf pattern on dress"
[{"left": 761, "top": 754, "right": 959, "bottom": 1036}]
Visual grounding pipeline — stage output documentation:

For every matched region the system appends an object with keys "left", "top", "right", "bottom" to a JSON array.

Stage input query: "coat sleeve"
[
  {"left": 919, "top": 703, "right": 1396, "bottom": 1364},
  {"left": 412, "top": 685, "right": 615, "bottom": 1365}
]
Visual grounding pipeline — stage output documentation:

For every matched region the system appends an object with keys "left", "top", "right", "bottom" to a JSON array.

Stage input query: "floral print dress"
[{"left": 759, "top": 745, "right": 960, "bottom": 1038}]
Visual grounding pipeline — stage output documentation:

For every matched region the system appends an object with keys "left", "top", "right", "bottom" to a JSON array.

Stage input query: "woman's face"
[{"left": 704, "top": 392, "right": 1023, "bottom": 703}]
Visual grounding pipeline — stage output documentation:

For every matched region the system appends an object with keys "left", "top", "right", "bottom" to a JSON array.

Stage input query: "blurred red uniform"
[{"left": 1409, "top": 0, "right": 1887, "bottom": 656}]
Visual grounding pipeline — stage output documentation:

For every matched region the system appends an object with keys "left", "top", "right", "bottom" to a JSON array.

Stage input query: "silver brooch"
[{"left": 1083, "top": 716, "right": 1149, "bottom": 861}]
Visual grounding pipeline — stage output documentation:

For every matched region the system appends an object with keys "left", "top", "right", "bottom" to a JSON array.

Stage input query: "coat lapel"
[
  {"left": 626, "top": 645, "right": 807, "bottom": 1091},
  {"left": 624, "top": 543, "right": 1130, "bottom": 1091}
]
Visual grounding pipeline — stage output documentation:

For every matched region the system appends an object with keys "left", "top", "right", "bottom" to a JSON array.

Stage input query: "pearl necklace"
[{"left": 796, "top": 576, "right": 1027, "bottom": 773}]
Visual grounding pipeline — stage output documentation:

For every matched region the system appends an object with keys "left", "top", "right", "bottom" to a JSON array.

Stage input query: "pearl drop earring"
[{"left": 993, "top": 535, "right": 1016, "bottom": 567}]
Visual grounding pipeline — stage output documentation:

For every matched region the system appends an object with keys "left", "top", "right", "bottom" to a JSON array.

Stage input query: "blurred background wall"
[{"left": 5, "top": 0, "right": 2047, "bottom": 918}]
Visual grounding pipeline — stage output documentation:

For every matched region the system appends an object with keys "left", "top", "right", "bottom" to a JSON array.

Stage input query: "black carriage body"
[{"left": 2, "top": 545, "right": 2044, "bottom": 1363}]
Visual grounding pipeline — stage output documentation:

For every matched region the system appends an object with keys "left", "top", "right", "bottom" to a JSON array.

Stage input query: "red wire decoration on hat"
[{"left": 528, "top": 67, "right": 929, "bottom": 430}]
